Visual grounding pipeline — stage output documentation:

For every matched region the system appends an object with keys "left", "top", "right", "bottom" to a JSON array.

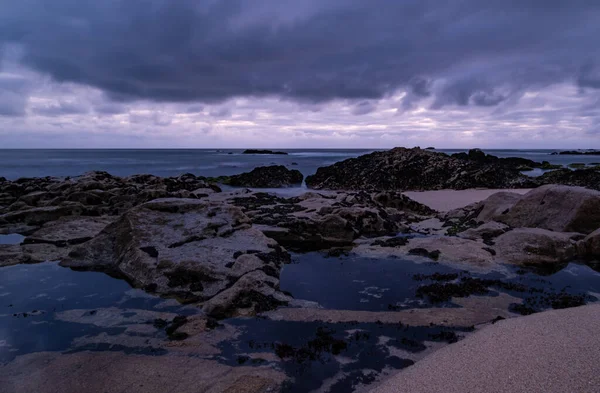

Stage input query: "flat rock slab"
[{"left": 373, "top": 304, "right": 600, "bottom": 393}]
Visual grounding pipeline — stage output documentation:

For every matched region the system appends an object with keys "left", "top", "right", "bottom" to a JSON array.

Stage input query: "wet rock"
[
  {"left": 223, "top": 166, "right": 303, "bottom": 188},
  {"left": 0, "top": 243, "right": 69, "bottom": 267},
  {"left": 494, "top": 228, "right": 579, "bottom": 267},
  {"left": 230, "top": 190, "right": 427, "bottom": 251},
  {"left": 408, "top": 248, "right": 440, "bottom": 260},
  {"left": 305, "top": 147, "right": 536, "bottom": 191},
  {"left": 498, "top": 185, "right": 600, "bottom": 234},
  {"left": 62, "top": 198, "right": 291, "bottom": 318},
  {"left": 371, "top": 237, "right": 409, "bottom": 247}
]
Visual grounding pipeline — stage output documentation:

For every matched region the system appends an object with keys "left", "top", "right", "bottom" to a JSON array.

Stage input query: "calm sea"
[{"left": 0, "top": 149, "right": 597, "bottom": 181}]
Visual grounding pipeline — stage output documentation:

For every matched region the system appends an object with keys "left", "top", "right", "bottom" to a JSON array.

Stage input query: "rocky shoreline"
[{"left": 1, "top": 147, "right": 600, "bottom": 392}]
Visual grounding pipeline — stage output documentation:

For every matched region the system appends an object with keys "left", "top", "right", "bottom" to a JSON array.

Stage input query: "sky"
[{"left": 0, "top": 0, "right": 599, "bottom": 149}]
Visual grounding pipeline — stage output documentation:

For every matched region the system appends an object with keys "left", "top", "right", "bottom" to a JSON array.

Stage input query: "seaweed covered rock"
[
  {"left": 305, "top": 147, "right": 534, "bottom": 191},
  {"left": 228, "top": 190, "right": 433, "bottom": 251},
  {"left": 223, "top": 166, "right": 303, "bottom": 188},
  {"left": 0, "top": 171, "right": 221, "bottom": 221},
  {"left": 535, "top": 168, "right": 600, "bottom": 191},
  {"left": 62, "top": 198, "right": 292, "bottom": 318}
]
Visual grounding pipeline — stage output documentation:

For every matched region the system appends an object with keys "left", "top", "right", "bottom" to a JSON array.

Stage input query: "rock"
[
  {"left": 229, "top": 190, "right": 426, "bottom": 251},
  {"left": 451, "top": 149, "right": 548, "bottom": 171},
  {"left": 498, "top": 185, "right": 600, "bottom": 234},
  {"left": 18, "top": 191, "right": 56, "bottom": 206},
  {"left": 444, "top": 192, "right": 523, "bottom": 223},
  {"left": 23, "top": 216, "right": 115, "bottom": 247},
  {"left": 202, "top": 270, "right": 288, "bottom": 319},
  {"left": 242, "top": 149, "right": 288, "bottom": 155},
  {"left": 372, "top": 191, "right": 436, "bottom": 215},
  {"left": 0, "top": 171, "right": 223, "bottom": 235},
  {"left": 223, "top": 166, "right": 303, "bottom": 188},
  {"left": 355, "top": 236, "right": 496, "bottom": 270},
  {"left": 0, "top": 204, "right": 86, "bottom": 226},
  {"left": 0, "top": 243, "right": 68, "bottom": 267},
  {"left": 305, "top": 147, "right": 535, "bottom": 191},
  {"left": 494, "top": 228, "right": 579, "bottom": 267},
  {"left": 408, "top": 237, "right": 495, "bottom": 267},
  {"left": 62, "top": 198, "right": 291, "bottom": 318},
  {"left": 536, "top": 168, "right": 600, "bottom": 190},
  {"left": 580, "top": 228, "right": 600, "bottom": 259},
  {"left": 551, "top": 150, "right": 600, "bottom": 155},
  {"left": 458, "top": 221, "right": 510, "bottom": 242}
]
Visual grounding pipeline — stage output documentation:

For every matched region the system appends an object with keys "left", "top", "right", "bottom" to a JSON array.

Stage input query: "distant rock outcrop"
[
  {"left": 551, "top": 150, "right": 600, "bottom": 156},
  {"left": 242, "top": 149, "right": 288, "bottom": 155},
  {"left": 220, "top": 166, "right": 303, "bottom": 188},
  {"left": 305, "top": 147, "right": 536, "bottom": 191}
]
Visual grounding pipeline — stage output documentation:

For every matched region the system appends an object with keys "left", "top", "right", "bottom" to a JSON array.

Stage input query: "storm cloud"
[
  {"left": 0, "top": 1, "right": 599, "bottom": 148},
  {"left": 0, "top": 0, "right": 598, "bottom": 106}
]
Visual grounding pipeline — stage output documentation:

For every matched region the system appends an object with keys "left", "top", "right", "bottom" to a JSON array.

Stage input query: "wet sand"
[
  {"left": 403, "top": 188, "right": 532, "bottom": 212},
  {"left": 373, "top": 304, "right": 600, "bottom": 393}
]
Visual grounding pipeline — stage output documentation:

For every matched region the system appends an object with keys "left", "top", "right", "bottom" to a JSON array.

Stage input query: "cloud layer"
[{"left": 0, "top": 0, "right": 599, "bottom": 147}]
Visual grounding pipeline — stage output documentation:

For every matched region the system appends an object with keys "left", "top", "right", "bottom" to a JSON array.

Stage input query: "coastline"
[{"left": 1, "top": 147, "right": 599, "bottom": 392}]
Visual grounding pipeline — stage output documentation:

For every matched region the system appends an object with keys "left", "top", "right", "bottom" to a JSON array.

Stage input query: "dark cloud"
[
  {"left": 210, "top": 107, "right": 232, "bottom": 118},
  {"left": 0, "top": 0, "right": 599, "bottom": 107},
  {"left": 577, "top": 64, "right": 600, "bottom": 89},
  {"left": 0, "top": 74, "right": 31, "bottom": 116},
  {"left": 432, "top": 79, "right": 509, "bottom": 108},
  {"left": 352, "top": 101, "right": 377, "bottom": 115}
]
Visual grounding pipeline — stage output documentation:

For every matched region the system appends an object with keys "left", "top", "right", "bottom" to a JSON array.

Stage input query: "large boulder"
[
  {"left": 444, "top": 192, "right": 523, "bottom": 223},
  {"left": 494, "top": 228, "right": 580, "bottom": 267},
  {"left": 498, "top": 185, "right": 600, "bottom": 234},
  {"left": 222, "top": 166, "right": 303, "bottom": 188},
  {"left": 62, "top": 198, "right": 291, "bottom": 318},
  {"left": 305, "top": 147, "right": 535, "bottom": 191}
]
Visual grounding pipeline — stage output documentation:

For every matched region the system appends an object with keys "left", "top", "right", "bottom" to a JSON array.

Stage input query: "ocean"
[{"left": 0, "top": 148, "right": 597, "bottom": 181}]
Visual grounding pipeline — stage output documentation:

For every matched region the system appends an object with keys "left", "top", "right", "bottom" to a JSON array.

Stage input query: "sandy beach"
[
  {"left": 373, "top": 304, "right": 600, "bottom": 393},
  {"left": 403, "top": 189, "right": 532, "bottom": 212}
]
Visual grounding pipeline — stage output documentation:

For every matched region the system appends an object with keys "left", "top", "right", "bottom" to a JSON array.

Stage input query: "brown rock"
[
  {"left": 494, "top": 228, "right": 579, "bottom": 266},
  {"left": 498, "top": 185, "right": 600, "bottom": 234}
]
